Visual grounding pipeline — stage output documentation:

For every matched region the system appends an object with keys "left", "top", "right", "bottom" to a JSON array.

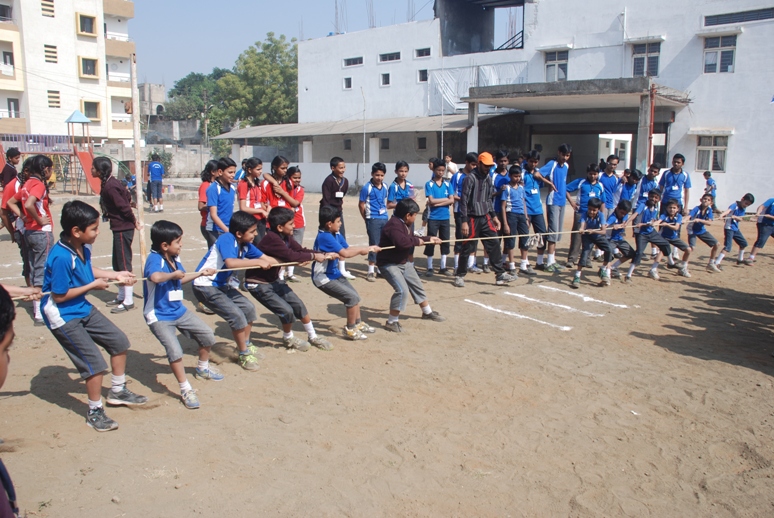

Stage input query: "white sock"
[
  {"left": 468, "top": 256, "right": 475, "bottom": 268},
  {"left": 33, "top": 299, "right": 41, "bottom": 319},
  {"left": 716, "top": 252, "right": 725, "bottom": 264},
  {"left": 667, "top": 255, "right": 675, "bottom": 266},
  {"left": 605, "top": 266, "right": 611, "bottom": 276},
  {"left": 111, "top": 374, "right": 126, "bottom": 392},
  {"left": 179, "top": 380, "right": 192, "bottom": 393},
  {"left": 738, "top": 250, "right": 745, "bottom": 261},
  {"left": 547, "top": 253, "right": 555, "bottom": 265},
  {"left": 368, "top": 264, "right": 375, "bottom": 274},
  {"left": 427, "top": 257, "right": 433, "bottom": 270},
  {"left": 611, "top": 260, "right": 622, "bottom": 269},
  {"left": 749, "top": 254, "right": 756, "bottom": 260},
  {"left": 303, "top": 321, "right": 316, "bottom": 339},
  {"left": 483, "top": 257, "right": 489, "bottom": 266},
  {"left": 387, "top": 314, "right": 399, "bottom": 324},
  {"left": 123, "top": 288, "right": 133, "bottom": 306},
  {"left": 88, "top": 398, "right": 102, "bottom": 410},
  {"left": 278, "top": 267, "right": 285, "bottom": 280},
  {"left": 508, "top": 262, "right": 515, "bottom": 270},
  {"left": 574, "top": 271, "right": 581, "bottom": 278},
  {"left": 627, "top": 264, "right": 636, "bottom": 276},
  {"left": 160, "top": 204, "right": 164, "bottom": 211},
  {"left": 339, "top": 260, "right": 347, "bottom": 274},
  {"left": 536, "top": 254, "right": 544, "bottom": 265},
  {"left": 117, "top": 285, "right": 125, "bottom": 301},
  {"left": 287, "top": 266, "right": 295, "bottom": 277},
  {"left": 440, "top": 255, "right": 447, "bottom": 270},
  {"left": 650, "top": 262, "right": 659, "bottom": 271},
  {"left": 520, "top": 259, "right": 528, "bottom": 269},
  {"left": 197, "top": 360, "right": 208, "bottom": 371},
  {"left": 421, "top": 304, "right": 433, "bottom": 315},
  {"left": 454, "top": 254, "right": 459, "bottom": 269},
  {"left": 283, "top": 331, "right": 293, "bottom": 340}
]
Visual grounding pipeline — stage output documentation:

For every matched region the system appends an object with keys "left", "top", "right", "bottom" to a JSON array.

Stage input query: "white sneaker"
[
  {"left": 341, "top": 271, "right": 356, "bottom": 281},
  {"left": 648, "top": 269, "right": 660, "bottom": 280},
  {"left": 679, "top": 267, "right": 691, "bottom": 278}
]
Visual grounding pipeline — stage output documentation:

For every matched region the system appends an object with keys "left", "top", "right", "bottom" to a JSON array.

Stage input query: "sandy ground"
[{"left": 1, "top": 192, "right": 773, "bottom": 517}]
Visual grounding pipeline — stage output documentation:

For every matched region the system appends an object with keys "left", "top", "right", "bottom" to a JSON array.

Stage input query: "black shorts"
[
  {"left": 112, "top": 229, "right": 134, "bottom": 272},
  {"left": 611, "top": 239, "right": 636, "bottom": 259},
  {"left": 665, "top": 237, "right": 689, "bottom": 252}
]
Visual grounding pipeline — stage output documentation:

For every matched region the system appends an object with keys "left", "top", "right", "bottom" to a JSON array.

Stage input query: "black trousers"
[{"left": 454, "top": 215, "right": 504, "bottom": 277}]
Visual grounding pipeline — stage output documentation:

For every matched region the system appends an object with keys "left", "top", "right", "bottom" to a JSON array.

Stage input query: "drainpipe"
[{"left": 648, "top": 82, "right": 656, "bottom": 166}]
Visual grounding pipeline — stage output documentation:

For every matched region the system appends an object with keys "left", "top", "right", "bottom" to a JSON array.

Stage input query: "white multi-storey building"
[{"left": 0, "top": 0, "right": 135, "bottom": 141}]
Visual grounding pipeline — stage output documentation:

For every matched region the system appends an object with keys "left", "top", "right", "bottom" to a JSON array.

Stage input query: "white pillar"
[
  {"left": 302, "top": 140, "right": 313, "bottom": 163},
  {"left": 368, "top": 137, "right": 380, "bottom": 164},
  {"left": 636, "top": 93, "right": 651, "bottom": 172},
  {"left": 467, "top": 102, "right": 479, "bottom": 152},
  {"left": 231, "top": 143, "right": 241, "bottom": 160}
]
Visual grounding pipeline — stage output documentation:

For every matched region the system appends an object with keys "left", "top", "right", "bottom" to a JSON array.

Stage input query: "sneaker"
[
  {"left": 495, "top": 272, "right": 518, "bottom": 285},
  {"left": 106, "top": 385, "right": 148, "bottom": 406},
  {"left": 110, "top": 303, "right": 135, "bottom": 314},
  {"left": 624, "top": 275, "right": 633, "bottom": 285},
  {"left": 613, "top": 250, "right": 623, "bottom": 259},
  {"left": 716, "top": 263, "right": 724, "bottom": 271},
  {"left": 453, "top": 276, "right": 465, "bottom": 288},
  {"left": 343, "top": 326, "right": 368, "bottom": 340},
  {"left": 238, "top": 353, "right": 261, "bottom": 371},
  {"left": 706, "top": 263, "right": 722, "bottom": 273},
  {"left": 600, "top": 271, "right": 611, "bottom": 286},
  {"left": 283, "top": 335, "right": 311, "bottom": 352},
  {"left": 194, "top": 366, "right": 225, "bottom": 381},
  {"left": 106, "top": 298, "right": 123, "bottom": 307},
  {"left": 544, "top": 264, "right": 559, "bottom": 273},
  {"left": 519, "top": 265, "right": 537, "bottom": 276},
  {"left": 341, "top": 271, "right": 357, "bottom": 281},
  {"left": 421, "top": 311, "right": 446, "bottom": 322},
  {"left": 414, "top": 228, "right": 425, "bottom": 237},
  {"left": 482, "top": 264, "right": 491, "bottom": 274},
  {"left": 355, "top": 321, "right": 376, "bottom": 334},
  {"left": 553, "top": 263, "right": 566, "bottom": 271},
  {"left": 438, "top": 268, "right": 453, "bottom": 276},
  {"left": 286, "top": 275, "right": 301, "bottom": 283},
  {"left": 181, "top": 389, "right": 200, "bottom": 409},
  {"left": 197, "top": 302, "right": 216, "bottom": 315},
  {"left": 534, "top": 264, "right": 545, "bottom": 271},
  {"left": 743, "top": 258, "right": 755, "bottom": 265},
  {"left": 666, "top": 263, "right": 679, "bottom": 270},
  {"left": 679, "top": 267, "right": 692, "bottom": 278},
  {"left": 86, "top": 407, "right": 119, "bottom": 432},
  {"left": 309, "top": 336, "right": 333, "bottom": 351},
  {"left": 34, "top": 318, "right": 46, "bottom": 327},
  {"left": 593, "top": 253, "right": 604, "bottom": 262},
  {"left": 610, "top": 268, "right": 621, "bottom": 279},
  {"left": 424, "top": 269, "right": 434, "bottom": 277},
  {"left": 648, "top": 269, "right": 660, "bottom": 280},
  {"left": 246, "top": 343, "right": 266, "bottom": 360},
  {"left": 571, "top": 276, "right": 581, "bottom": 289},
  {"left": 384, "top": 321, "right": 403, "bottom": 333},
  {"left": 469, "top": 266, "right": 483, "bottom": 274},
  {"left": 366, "top": 272, "right": 377, "bottom": 282},
  {"left": 564, "top": 261, "right": 575, "bottom": 269}
]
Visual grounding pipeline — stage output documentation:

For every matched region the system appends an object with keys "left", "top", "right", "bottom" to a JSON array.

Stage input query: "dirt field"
[{"left": 1, "top": 193, "right": 773, "bottom": 517}]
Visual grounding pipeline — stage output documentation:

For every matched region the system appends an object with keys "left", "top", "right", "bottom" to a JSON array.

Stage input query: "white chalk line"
[
  {"left": 504, "top": 292, "right": 605, "bottom": 317},
  {"left": 537, "top": 285, "right": 628, "bottom": 308},
  {"left": 465, "top": 299, "right": 572, "bottom": 331}
]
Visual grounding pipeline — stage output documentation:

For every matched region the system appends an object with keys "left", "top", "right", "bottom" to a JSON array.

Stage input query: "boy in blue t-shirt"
[
  {"left": 715, "top": 193, "right": 754, "bottom": 268},
  {"left": 500, "top": 166, "right": 534, "bottom": 275},
  {"left": 42, "top": 201, "right": 147, "bottom": 432},
  {"left": 205, "top": 157, "right": 237, "bottom": 241},
  {"left": 148, "top": 153, "right": 166, "bottom": 213},
  {"left": 571, "top": 197, "right": 614, "bottom": 288},
  {"left": 636, "top": 163, "right": 661, "bottom": 207},
  {"left": 424, "top": 159, "right": 454, "bottom": 276},
  {"left": 659, "top": 200, "right": 692, "bottom": 277},
  {"left": 703, "top": 171, "right": 718, "bottom": 211},
  {"left": 359, "top": 162, "right": 389, "bottom": 281},
  {"left": 193, "top": 211, "right": 276, "bottom": 372},
  {"left": 687, "top": 194, "right": 721, "bottom": 272},
  {"left": 658, "top": 154, "right": 692, "bottom": 215},
  {"left": 748, "top": 196, "right": 774, "bottom": 263},
  {"left": 312, "top": 206, "right": 379, "bottom": 341},
  {"left": 630, "top": 189, "right": 672, "bottom": 282},
  {"left": 566, "top": 163, "right": 604, "bottom": 266},
  {"left": 607, "top": 200, "right": 636, "bottom": 280},
  {"left": 522, "top": 150, "right": 552, "bottom": 269},
  {"left": 144, "top": 220, "right": 222, "bottom": 410},
  {"left": 541, "top": 144, "right": 571, "bottom": 272}
]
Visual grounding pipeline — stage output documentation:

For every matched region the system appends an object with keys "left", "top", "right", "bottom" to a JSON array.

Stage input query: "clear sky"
[{"left": 131, "top": 0, "right": 436, "bottom": 87}]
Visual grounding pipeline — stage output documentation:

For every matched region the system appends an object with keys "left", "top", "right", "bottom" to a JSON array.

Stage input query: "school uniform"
[
  {"left": 237, "top": 179, "right": 267, "bottom": 242},
  {"left": 100, "top": 176, "right": 136, "bottom": 273},
  {"left": 659, "top": 214, "right": 689, "bottom": 251},
  {"left": 424, "top": 178, "right": 453, "bottom": 258},
  {"left": 320, "top": 173, "right": 349, "bottom": 237},
  {"left": 205, "top": 181, "right": 236, "bottom": 240},
  {"left": 636, "top": 177, "right": 660, "bottom": 206},
  {"left": 16, "top": 176, "right": 53, "bottom": 287},
  {"left": 501, "top": 184, "right": 529, "bottom": 251},
  {"left": 198, "top": 180, "right": 215, "bottom": 247},
  {"left": 1, "top": 177, "right": 30, "bottom": 280},
  {"left": 359, "top": 180, "right": 389, "bottom": 263},
  {"left": 606, "top": 212, "right": 636, "bottom": 259},
  {"left": 42, "top": 241, "right": 131, "bottom": 379},
  {"left": 523, "top": 170, "right": 547, "bottom": 238},
  {"left": 192, "top": 233, "right": 262, "bottom": 330},
  {"left": 566, "top": 178, "right": 604, "bottom": 264},
  {"left": 633, "top": 202, "right": 671, "bottom": 265},
  {"left": 723, "top": 202, "right": 748, "bottom": 251},
  {"left": 579, "top": 213, "right": 613, "bottom": 266},
  {"left": 613, "top": 179, "right": 639, "bottom": 207},
  {"left": 541, "top": 160, "right": 569, "bottom": 243},
  {"left": 148, "top": 161, "right": 165, "bottom": 199},
  {"left": 599, "top": 171, "right": 620, "bottom": 216},
  {"left": 754, "top": 198, "right": 774, "bottom": 249},
  {"left": 143, "top": 251, "right": 215, "bottom": 363},
  {"left": 312, "top": 230, "right": 360, "bottom": 307},
  {"left": 291, "top": 185, "right": 306, "bottom": 245},
  {"left": 450, "top": 171, "right": 467, "bottom": 254},
  {"left": 658, "top": 169, "right": 692, "bottom": 213},
  {"left": 377, "top": 215, "right": 432, "bottom": 312},
  {"left": 687, "top": 206, "right": 718, "bottom": 248},
  {"left": 455, "top": 168, "right": 505, "bottom": 278}
]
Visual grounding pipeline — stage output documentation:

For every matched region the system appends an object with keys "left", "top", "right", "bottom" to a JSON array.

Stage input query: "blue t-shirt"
[
  {"left": 234, "top": 168, "right": 245, "bottom": 182},
  {"left": 758, "top": 199, "right": 774, "bottom": 227},
  {"left": 425, "top": 179, "right": 453, "bottom": 220},
  {"left": 387, "top": 180, "right": 414, "bottom": 204},
  {"left": 206, "top": 181, "right": 236, "bottom": 233},
  {"left": 637, "top": 177, "right": 660, "bottom": 205},
  {"left": 658, "top": 170, "right": 692, "bottom": 204},
  {"left": 581, "top": 212, "right": 604, "bottom": 231},
  {"left": 705, "top": 178, "right": 717, "bottom": 197},
  {"left": 450, "top": 171, "right": 466, "bottom": 213},
  {"left": 659, "top": 213, "right": 683, "bottom": 240},
  {"left": 492, "top": 173, "right": 510, "bottom": 193},
  {"left": 41, "top": 241, "right": 95, "bottom": 329},
  {"left": 312, "top": 231, "right": 349, "bottom": 285},
  {"left": 194, "top": 232, "right": 263, "bottom": 288},
  {"left": 567, "top": 178, "right": 604, "bottom": 213},
  {"left": 501, "top": 184, "right": 526, "bottom": 215},
  {"left": 522, "top": 171, "right": 544, "bottom": 215},
  {"left": 616, "top": 180, "right": 639, "bottom": 206},
  {"left": 599, "top": 172, "right": 621, "bottom": 209},
  {"left": 148, "top": 161, "right": 165, "bottom": 182},
  {"left": 636, "top": 202, "right": 659, "bottom": 234},
  {"left": 606, "top": 212, "right": 630, "bottom": 242},
  {"left": 143, "top": 251, "right": 188, "bottom": 324},
  {"left": 724, "top": 202, "right": 746, "bottom": 231},
  {"left": 541, "top": 160, "right": 569, "bottom": 207},
  {"left": 688, "top": 206, "right": 713, "bottom": 235},
  {"left": 359, "top": 181, "right": 388, "bottom": 219}
]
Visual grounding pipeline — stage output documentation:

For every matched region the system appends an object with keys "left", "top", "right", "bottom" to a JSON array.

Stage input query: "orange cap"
[{"left": 478, "top": 152, "right": 494, "bottom": 166}]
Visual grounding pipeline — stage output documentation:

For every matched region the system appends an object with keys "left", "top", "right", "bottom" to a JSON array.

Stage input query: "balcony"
[
  {"left": 0, "top": 62, "right": 13, "bottom": 79},
  {"left": 0, "top": 112, "right": 26, "bottom": 133},
  {"left": 103, "top": 0, "right": 134, "bottom": 19},
  {"left": 105, "top": 38, "right": 134, "bottom": 57}
]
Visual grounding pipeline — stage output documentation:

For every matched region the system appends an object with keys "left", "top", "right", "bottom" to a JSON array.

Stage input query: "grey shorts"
[
  {"left": 545, "top": 204, "right": 565, "bottom": 243},
  {"left": 14, "top": 230, "right": 30, "bottom": 279},
  {"left": 149, "top": 310, "right": 216, "bottom": 363},
  {"left": 193, "top": 285, "right": 257, "bottom": 330},
  {"left": 292, "top": 227, "right": 305, "bottom": 247},
  {"left": 665, "top": 237, "right": 690, "bottom": 252},
  {"left": 49, "top": 306, "right": 131, "bottom": 379},
  {"left": 689, "top": 232, "right": 718, "bottom": 248},
  {"left": 316, "top": 276, "right": 361, "bottom": 308},
  {"left": 247, "top": 281, "right": 308, "bottom": 325},
  {"left": 380, "top": 262, "right": 427, "bottom": 312},
  {"left": 25, "top": 230, "right": 53, "bottom": 286},
  {"left": 150, "top": 180, "right": 163, "bottom": 199}
]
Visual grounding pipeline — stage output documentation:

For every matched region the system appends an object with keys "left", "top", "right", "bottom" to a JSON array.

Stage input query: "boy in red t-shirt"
[{"left": 237, "top": 157, "right": 269, "bottom": 244}]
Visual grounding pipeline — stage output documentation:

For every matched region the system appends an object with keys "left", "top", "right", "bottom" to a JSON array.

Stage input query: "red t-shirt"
[
  {"left": 261, "top": 177, "right": 292, "bottom": 210},
  {"left": 291, "top": 185, "right": 305, "bottom": 229},
  {"left": 1, "top": 178, "right": 21, "bottom": 231},
  {"left": 16, "top": 177, "right": 52, "bottom": 232},
  {"left": 198, "top": 181, "right": 211, "bottom": 227},
  {"left": 237, "top": 180, "right": 265, "bottom": 221}
]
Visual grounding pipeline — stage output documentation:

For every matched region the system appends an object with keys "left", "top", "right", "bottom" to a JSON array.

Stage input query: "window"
[
  {"left": 0, "top": 5, "right": 12, "bottom": 21},
  {"left": 41, "top": 0, "right": 54, "bottom": 17},
  {"left": 44, "top": 44, "right": 58, "bottom": 63},
  {"left": 379, "top": 52, "right": 401, "bottom": 62},
  {"left": 415, "top": 47, "right": 431, "bottom": 58},
  {"left": 343, "top": 138, "right": 352, "bottom": 150},
  {"left": 380, "top": 138, "right": 390, "bottom": 150},
  {"left": 633, "top": 42, "right": 660, "bottom": 77},
  {"left": 6, "top": 98, "right": 18, "bottom": 118},
  {"left": 343, "top": 56, "right": 363, "bottom": 67},
  {"left": 381, "top": 73, "right": 390, "bottom": 86},
  {"left": 2, "top": 51, "right": 12, "bottom": 66},
  {"left": 697, "top": 136, "right": 727, "bottom": 172},
  {"left": 705, "top": 8, "right": 774, "bottom": 26},
  {"left": 418, "top": 69, "right": 428, "bottom": 82},
  {"left": 545, "top": 51, "right": 568, "bottom": 82},
  {"left": 704, "top": 36, "right": 736, "bottom": 73},
  {"left": 77, "top": 13, "right": 96, "bottom": 36},
  {"left": 417, "top": 137, "right": 427, "bottom": 150},
  {"left": 47, "top": 90, "right": 60, "bottom": 108},
  {"left": 82, "top": 100, "right": 100, "bottom": 121},
  {"left": 343, "top": 77, "right": 352, "bottom": 90},
  {"left": 79, "top": 57, "right": 98, "bottom": 78}
]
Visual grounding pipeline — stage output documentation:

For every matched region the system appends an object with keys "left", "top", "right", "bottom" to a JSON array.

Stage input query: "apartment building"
[{"left": 0, "top": 0, "right": 135, "bottom": 141}]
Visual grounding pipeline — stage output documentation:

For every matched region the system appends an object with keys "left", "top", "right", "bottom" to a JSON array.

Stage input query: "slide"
[{"left": 75, "top": 151, "right": 102, "bottom": 194}]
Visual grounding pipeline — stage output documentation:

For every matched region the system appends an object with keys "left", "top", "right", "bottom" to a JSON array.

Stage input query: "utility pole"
[
  {"left": 203, "top": 89, "right": 209, "bottom": 148},
  {"left": 130, "top": 53, "right": 147, "bottom": 264}
]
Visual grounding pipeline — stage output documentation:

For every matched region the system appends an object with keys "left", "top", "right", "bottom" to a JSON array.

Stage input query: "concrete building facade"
[{"left": 0, "top": 0, "right": 135, "bottom": 140}]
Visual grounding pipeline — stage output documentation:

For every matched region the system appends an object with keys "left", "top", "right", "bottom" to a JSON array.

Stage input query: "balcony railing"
[
  {"left": 0, "top": 63, "right": 14, "bottom": 77},
  {"left": 108, "top": 72, "right": 130, "bottom": 83},
  {"left": 0, "top": 109, "right": 22, "bottom": 118},
  {"left": 105, "top": 31, "right": 130, "bottom": 42},
  {"left": 111, "top": 113, "right": 131, "bottom": 123},
  {"left": 0, "top": 134, "right": 72, "bottom": 154}
]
